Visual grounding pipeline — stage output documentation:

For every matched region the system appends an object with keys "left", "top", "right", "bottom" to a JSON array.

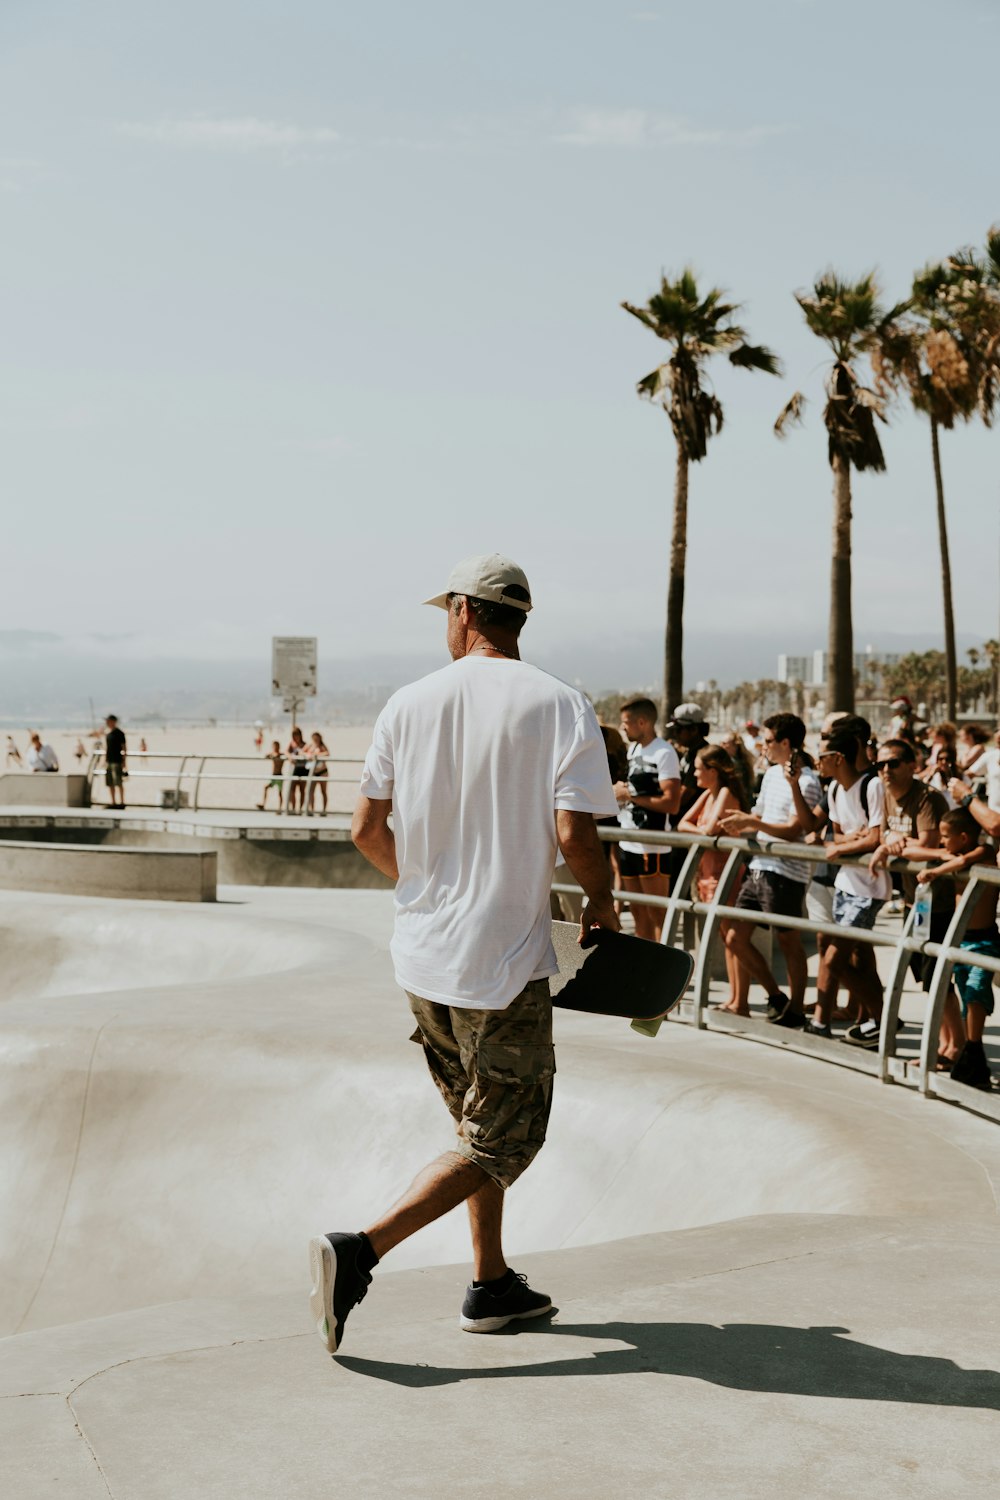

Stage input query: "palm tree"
[
  {"left": 873, "top": 236, "right": 1000, "bottom": 717},
  {"left": 622, "top": 270, "right": 781, "bottom": 717},
  {"left": 776, "top": 272, "right": 908, "bottom": 713}
]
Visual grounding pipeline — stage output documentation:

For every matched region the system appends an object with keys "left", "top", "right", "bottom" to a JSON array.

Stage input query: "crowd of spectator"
[{"left": 606, "top": 697, "right": 1000, "bottom": 1094}]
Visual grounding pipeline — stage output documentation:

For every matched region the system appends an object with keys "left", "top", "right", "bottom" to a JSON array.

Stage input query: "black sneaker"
[
  {"left": 309, "top": 1232, "right": 372, "bottom": 1354},
  {"left": 950, "top": 1041, "right": 993, "bottom": 1092},
  {"left": 764, "top": 994, "right": 789, "bottom": 1021},
  {"left": 842, "top": 1024, "right": 880, "bottom": 1050},
  {"left": 771, "top": 1004, "right": 806, "bottom": 1029},
  {"left": 804, "top": 1021, "right": 831, "bottom": 1038},
  {"left": 460, "top": 1270, "right": 552, "bottom": 1333}
]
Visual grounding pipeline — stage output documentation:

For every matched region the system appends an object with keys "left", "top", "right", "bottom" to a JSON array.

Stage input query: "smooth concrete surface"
[
  {"left": 3, "top": 887, "right": 1000, "bottom": 1496},
  {"left": 0, "top": 773, "right": 89, "bottom": 807},
  {"left": 0, "top": 807, "right": 392, "bottom": 887},
  {"left": 0, "top": 838, "right": 217, "bottom": 901}
]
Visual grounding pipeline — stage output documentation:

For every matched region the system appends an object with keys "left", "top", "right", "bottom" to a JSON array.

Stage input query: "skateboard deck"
[{"left": 549, "top": 921, "right": 694, "bottom": 1020}]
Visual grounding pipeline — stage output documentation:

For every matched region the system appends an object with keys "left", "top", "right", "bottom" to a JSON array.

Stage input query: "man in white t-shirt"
[
  {"left": 806, "top": 729, "right": 890, "bottom": 1045},
  {"left": 309, "top": 554, "right": 620, "bottom": 1355},
  {"left": 613, "top": 698, "right": 681, "bottom": 941},
  {"left": 720, "top": 713, "right": 822, "bottom": 1027}
]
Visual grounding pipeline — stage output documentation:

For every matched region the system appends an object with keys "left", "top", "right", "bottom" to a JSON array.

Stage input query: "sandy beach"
[{"left": 2, "top": 723, "right": 376, "bottom": 816}]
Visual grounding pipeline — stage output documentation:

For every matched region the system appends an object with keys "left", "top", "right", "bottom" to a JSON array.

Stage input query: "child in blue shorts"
[{"left": 917, "top": 807, "right": 998, "bottom": 1091}]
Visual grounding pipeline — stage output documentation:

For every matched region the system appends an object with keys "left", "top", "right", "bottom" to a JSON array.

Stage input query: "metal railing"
[
  {"left": 84, "top": 752, "right": 364, "bottom": 814},
  {"left": 553, "top": 825, "right": 1000, "bottom": 1121}
]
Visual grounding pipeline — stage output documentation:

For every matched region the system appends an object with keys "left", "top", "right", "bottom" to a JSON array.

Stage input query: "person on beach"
[
  {"left": 257, "top": 741, "right": 284, "bottom": 811},
  {"left": 104, "top": 715, "right": 127, "bottom": 810},
  {"left": 306, "top": 732, "right": 330, "bottom": 815},
  {"left": 309, "top": 553, "right": 619, "bottom": 1354},
  {"left": 286, "top": 727, "right": 308, "bottom": 813},
  {"left": 26, "top": 733, "right": 59, "bottom": 772}
]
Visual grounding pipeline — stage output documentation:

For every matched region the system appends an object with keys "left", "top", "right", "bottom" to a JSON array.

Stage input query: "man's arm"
[
  {"left": 825, "top": 823, "right": 883, "bottom": 860},
  {"left": 948, "top": 779, "right": 1000, "bottom": 840},
  {"left": 556, "top": 810, "right": 620, "bottom": 940},
  {"left": 352, "top": 795, "right": 398, "bottom": 880},
  {"left": 871, "top": 825, "right": 940, "bottom": 870},
  {"left": 613, "top": 778, "right": 682, "bottom": 818},
  {"left": 720, "top": 809, "right": 804, "bottom": 841},
  {"left": 917, "top": 846, "right": 989, "bottom": 884}
]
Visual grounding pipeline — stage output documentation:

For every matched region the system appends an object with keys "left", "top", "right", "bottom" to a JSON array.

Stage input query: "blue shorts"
[
  {"left": 832, "top": 890, "right": 884, "bottom": 931},
  {"left": 953, "top": 928, "right": 1000, "bottom": 1017}
]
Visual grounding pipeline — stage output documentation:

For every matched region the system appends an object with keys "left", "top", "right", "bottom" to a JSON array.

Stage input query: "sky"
[{"left": 2, "top": 0, "right": 998, "bottom": 697}]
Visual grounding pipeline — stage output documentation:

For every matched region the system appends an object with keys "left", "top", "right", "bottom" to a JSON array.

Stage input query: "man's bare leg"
[
  {"left": 467, "top": 1175, "right": 506, "bottom": 1281},
  {"left": 364, "top": 1151, "right": 488, "bottom": 1261},
  {"left": 723, "top": 920, "right": 781, "bottom": 996},
  {"left": 776, "top": 930, "right": 807, "bottom": 1012}
]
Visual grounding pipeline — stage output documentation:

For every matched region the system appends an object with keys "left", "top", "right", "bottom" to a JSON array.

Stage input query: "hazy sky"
[{"left": 3, "top": 0, "right": 998, "bottom": 685}]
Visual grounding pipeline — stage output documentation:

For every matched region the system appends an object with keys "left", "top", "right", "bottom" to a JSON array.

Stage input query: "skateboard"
[{"left": 549, "top": 921, "right": 694, "bottom": 1021}]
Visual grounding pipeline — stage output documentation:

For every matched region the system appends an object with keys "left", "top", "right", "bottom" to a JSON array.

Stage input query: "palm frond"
[
  {"left": 729, "top": 341, "right": 782, "bottom": 376},
  {"left": 636, "top": 365, "right": 670, "bottom": 401},
  {"left": 774, "top": 391, "right": 806, "bottom": 436}
]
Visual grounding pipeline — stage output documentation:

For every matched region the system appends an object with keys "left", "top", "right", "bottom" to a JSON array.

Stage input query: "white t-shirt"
[
  {"left": 828, "top": 774, "right": 891, "bottom": 901},
  {"left": 618, "top": 737, "right": 681, "bottom": 855},
  {"left": 749, "top": 764, "right": 823, "bottom": 884},
  {"left": 981, "top": 746, "right": 1000, "bottom": 813},
  {"left": 359, "top": 656, "right": 618, "bottom": 1010}
]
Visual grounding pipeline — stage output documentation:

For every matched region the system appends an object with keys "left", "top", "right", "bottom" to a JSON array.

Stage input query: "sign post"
[{"left": 271, "top": 636, "right": 318, "bottom": 725}]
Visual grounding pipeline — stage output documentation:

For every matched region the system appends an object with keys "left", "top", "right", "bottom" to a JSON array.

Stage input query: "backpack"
[{"left": 859, "top": 769, "right": 876, "bottom": 820}]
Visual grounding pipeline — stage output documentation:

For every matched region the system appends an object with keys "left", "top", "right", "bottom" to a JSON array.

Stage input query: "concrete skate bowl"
[{"left": 1, "top": 888, "right": 997, "bottom": 1340}]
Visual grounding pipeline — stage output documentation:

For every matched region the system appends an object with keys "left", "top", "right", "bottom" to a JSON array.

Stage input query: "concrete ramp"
[
  {"left": 2, "top": 887, "right": 1000, "bottom": 1496},
  {"left": 0, "top": 839, "right": 216, "bottom": 901}
]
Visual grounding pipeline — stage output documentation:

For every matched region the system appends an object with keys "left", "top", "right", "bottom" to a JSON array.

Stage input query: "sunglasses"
[{"left": 876, "top": 758, "right": 905, "bottom": 772}]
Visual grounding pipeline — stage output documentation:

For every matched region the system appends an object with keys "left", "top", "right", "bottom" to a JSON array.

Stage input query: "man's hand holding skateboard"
[{"left": 555, "top": 808, "right": 621, "bottom": 944}]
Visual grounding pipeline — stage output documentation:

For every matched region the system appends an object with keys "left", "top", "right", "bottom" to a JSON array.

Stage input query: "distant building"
[
  {"left": 778, "top": 647, "right": 902, "bottom": 691},
  {"left": 777, "top": 654, "right": 812, "bottom": 685}
]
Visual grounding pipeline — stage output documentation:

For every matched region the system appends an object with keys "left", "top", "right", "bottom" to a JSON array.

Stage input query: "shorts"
[
  {"left": 292, "top": 764, "right": 309, "bottom": 777},
  {"left": 953, "top": 928, "right": 1000, "bottom": 1017},
  {"left": 734, "top": 867, "right": 806, "bottom": 922},
  {"left": 105, "top": 763, "right": 123, "bottom": 788},
  {"left": 267, "top": 778, "right": 283, "bottom": 789},
  {"left": 618, "top": 850, "right": 670, "bottom": 878},
  {"left": 407, "top": 979, "right": 554, "bottom": 1191},
  {"left": 832, "top": 891, "right": 884, "bottom": 931}
]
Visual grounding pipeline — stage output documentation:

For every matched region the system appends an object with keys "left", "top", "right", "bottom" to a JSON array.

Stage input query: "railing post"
[
  {"left": 662, "top": 840, "right": 701, "bottom": 949},
  {"left": 690, "top": 847, "right": 744, "bottom": 1030},
  {"left": 878, "top": 902, "right": 918, "bottom": 1084},
  {"left": 917, "top": 873, "right": 981, "bottom": 1097},
  {"left": 173, "top": 755, "right": 189, "bottom": 811},
  {"left": 192, "top": 756, "right": 207, "bottom": 812}
]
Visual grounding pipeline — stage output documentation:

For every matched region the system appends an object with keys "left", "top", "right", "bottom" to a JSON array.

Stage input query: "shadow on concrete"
[{"left": 337, "top": 1321, "right": 1000, "bottom": 1408}]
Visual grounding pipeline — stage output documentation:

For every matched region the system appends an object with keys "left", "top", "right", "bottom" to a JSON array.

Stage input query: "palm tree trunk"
[
  {"left": 930, "top": 416, "right": 958, "bottom": 719},
  {"left": 827, "top": 452, "right": 855, "bottom": 712},
  {"left": 664, "top": 443, "right": 688, "bottom": 720}
]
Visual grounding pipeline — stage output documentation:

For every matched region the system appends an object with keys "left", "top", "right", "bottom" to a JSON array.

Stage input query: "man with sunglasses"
[
  {"left": 870, "top": 739, "right": 952, "bottom": 990},
  {"left": 806, "top": 730, "right": 890, "bottom": 1045},
  {"left": 720, "top": 712, "right": 822, "bottom": 1027}
]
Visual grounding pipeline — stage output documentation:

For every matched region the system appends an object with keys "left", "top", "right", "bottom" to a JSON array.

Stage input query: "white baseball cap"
[{"left": 424, "top": 553, "right": 533, "bottom": 612}]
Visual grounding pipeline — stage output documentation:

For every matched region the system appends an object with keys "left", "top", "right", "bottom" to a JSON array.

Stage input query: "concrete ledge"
[
  {"left": 0, "top": 840, "right": 216, "bottom": 902},
  {"left": 0, "top": 774, "right": 89, "bottom": 807}
]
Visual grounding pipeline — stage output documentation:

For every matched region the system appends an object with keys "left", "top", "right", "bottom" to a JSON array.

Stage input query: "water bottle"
[{"left": 912, "top": 883, "right": 933, "bottom": 934}]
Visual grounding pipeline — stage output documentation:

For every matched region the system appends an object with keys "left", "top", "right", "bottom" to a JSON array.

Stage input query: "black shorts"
[
  {"left": 618, "top": 849, "right": 670, "bottom": 878},
  {"left": 734, "top": 867, "right": 806, "bottom": 921}
]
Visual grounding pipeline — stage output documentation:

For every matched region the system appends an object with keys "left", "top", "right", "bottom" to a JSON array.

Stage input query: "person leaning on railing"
[
  {"left": 718, "top": 713, "right": 823, "bottom": 1030},
  {"left": 915, "top": 806, "right": 998, "bottom": 1091}
]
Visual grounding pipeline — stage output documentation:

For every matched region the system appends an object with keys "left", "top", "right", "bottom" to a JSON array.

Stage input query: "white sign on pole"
[{"left": 272, "top": 636, "right": 318, "bottom": 700}]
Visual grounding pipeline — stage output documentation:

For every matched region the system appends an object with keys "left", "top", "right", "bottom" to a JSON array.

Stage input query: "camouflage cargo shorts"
[{"left": 406, "top": 979, "right": 555, "bottom": 1191}]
